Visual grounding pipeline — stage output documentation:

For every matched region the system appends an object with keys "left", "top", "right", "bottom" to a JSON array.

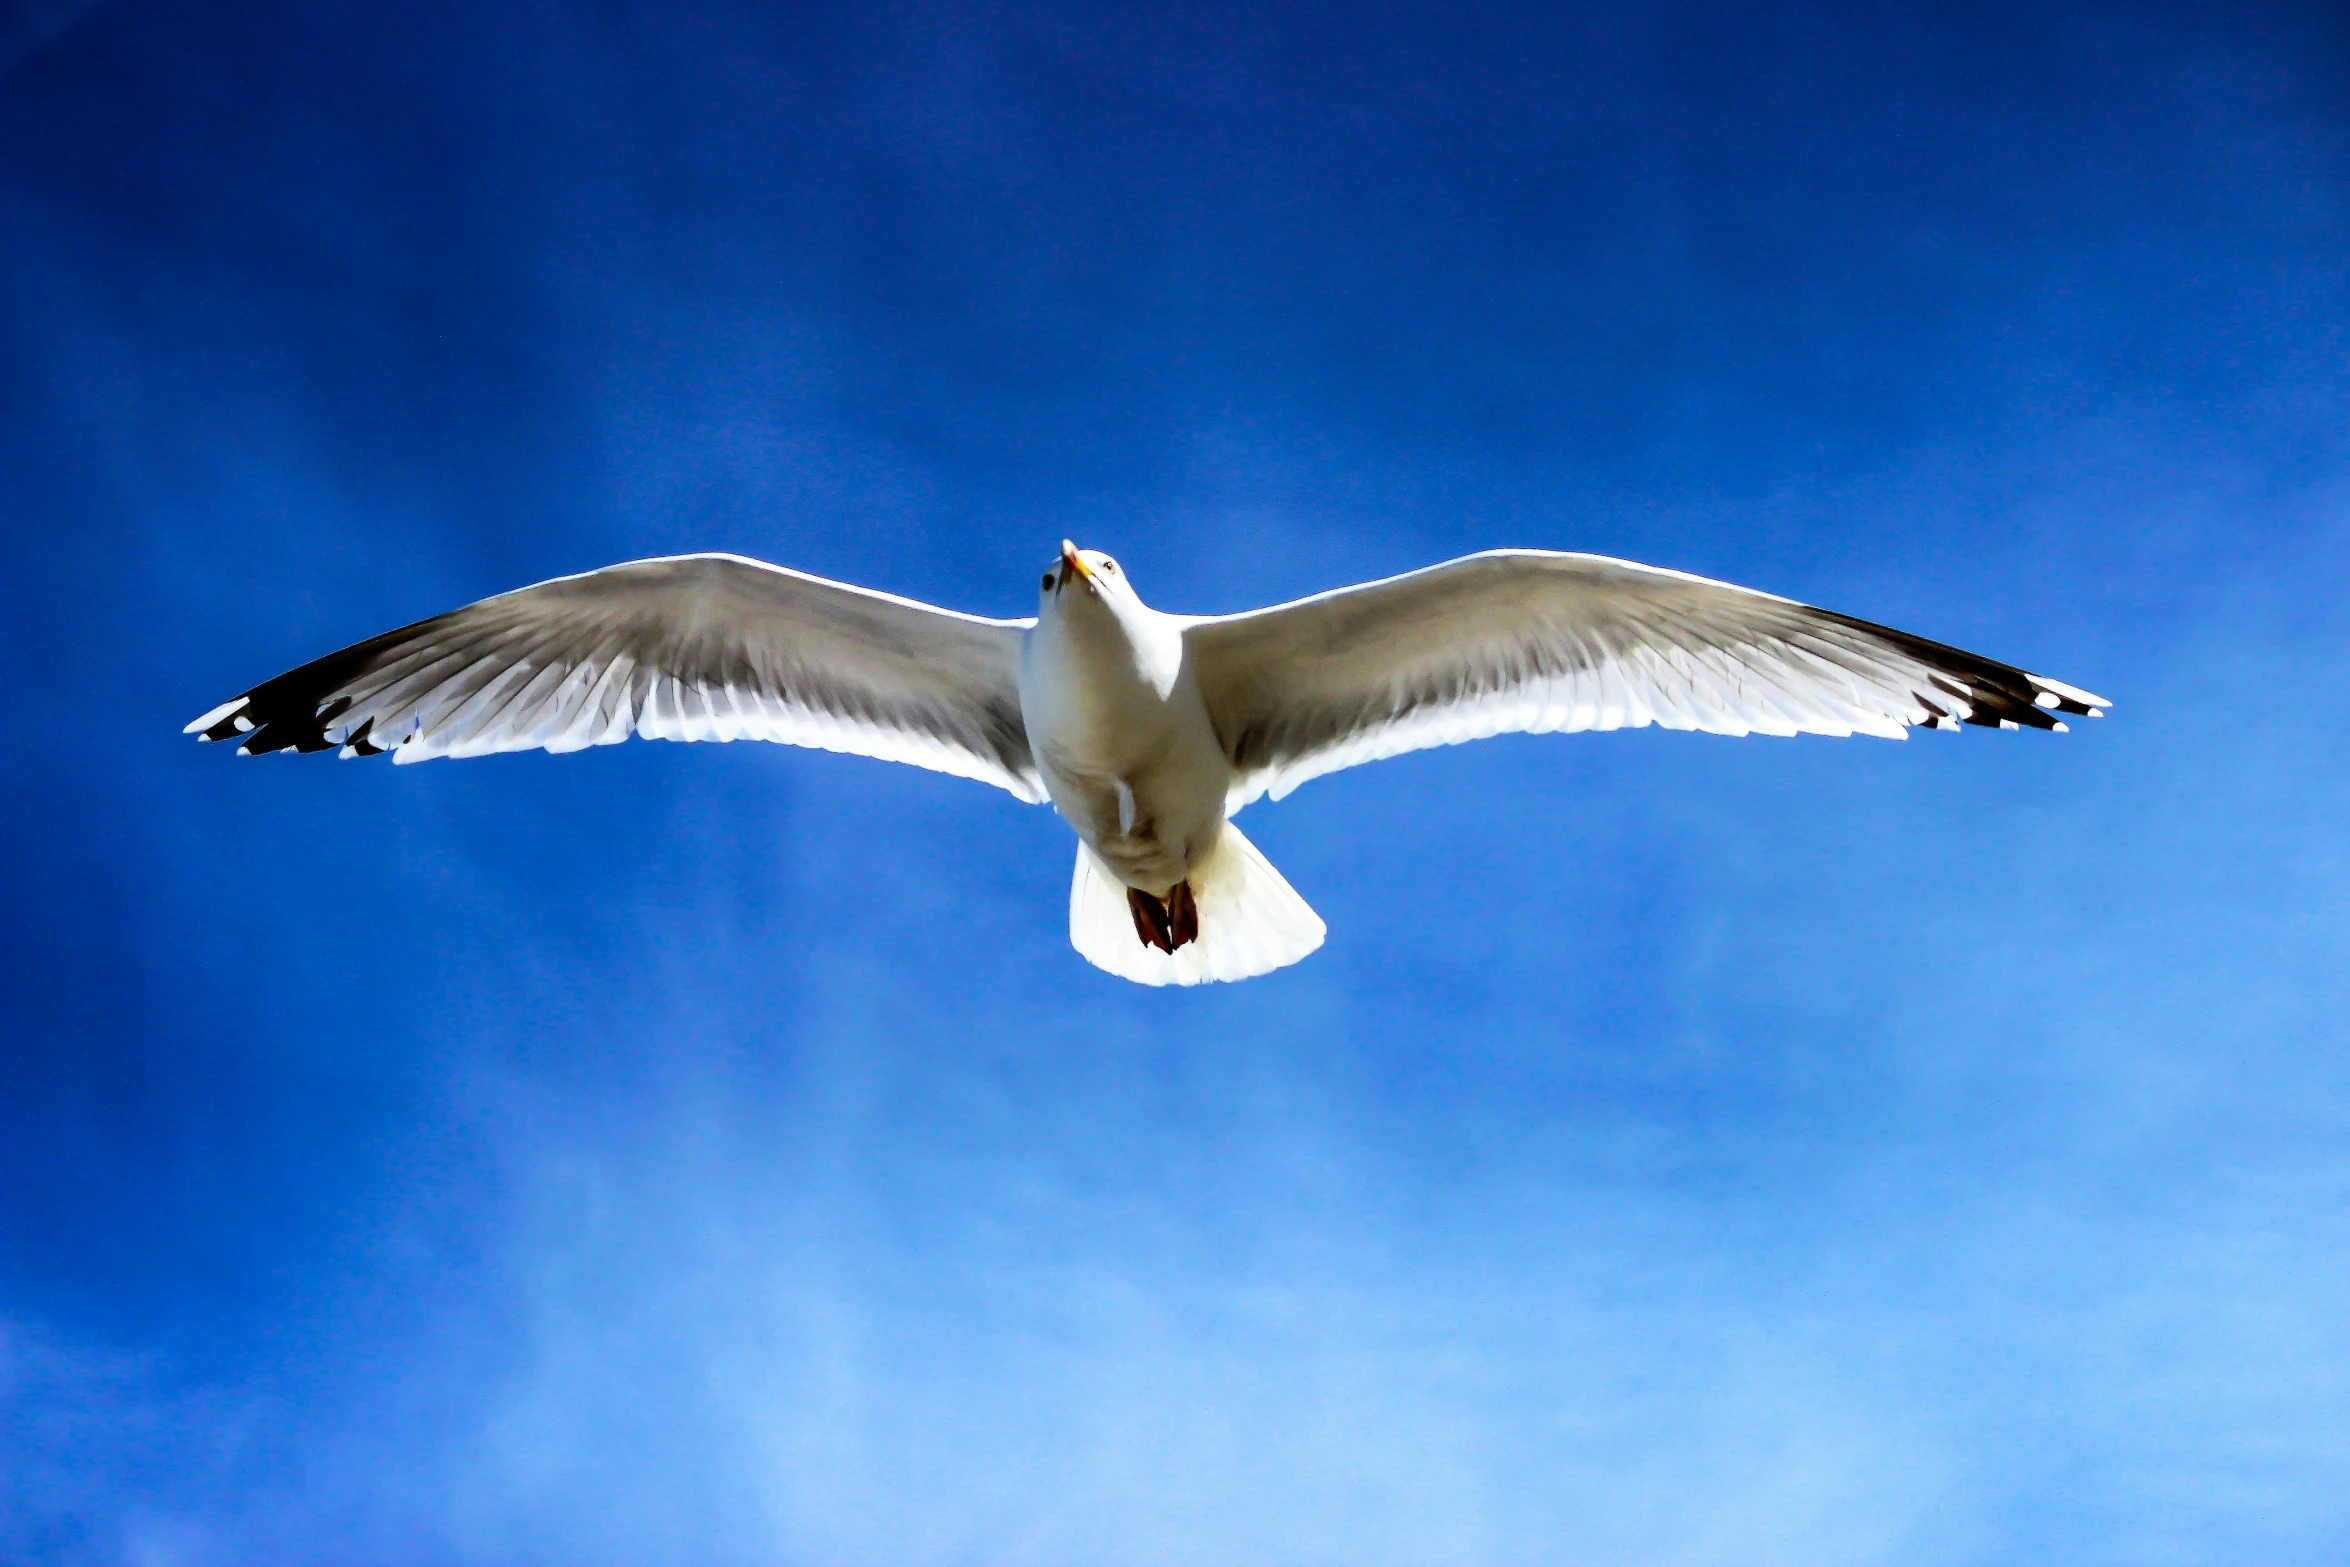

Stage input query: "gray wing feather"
[
  {"left": 1183, "top": 550, "right": 2108, "bottom": 809},
  {"left": 187, "top": 553, "right": 1046, "bottom": 801}
]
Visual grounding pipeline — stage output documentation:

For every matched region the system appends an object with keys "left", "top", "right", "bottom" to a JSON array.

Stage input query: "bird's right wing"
[
  {"left": 186, "top": 552, "right": 1047, "bottom": 801},
  {"left": 1184, "top": 549, "right": 2108, "bottom": 809}
]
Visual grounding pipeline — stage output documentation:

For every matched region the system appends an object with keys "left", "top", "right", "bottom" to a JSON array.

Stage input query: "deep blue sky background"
[{"left": 3, "top": 2, "right": 2347, "bottom": 1563}]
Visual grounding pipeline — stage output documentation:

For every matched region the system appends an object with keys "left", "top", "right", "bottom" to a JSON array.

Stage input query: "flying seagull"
[{"left": 188, "top": 544, "right": 2107, "bottom": 985}]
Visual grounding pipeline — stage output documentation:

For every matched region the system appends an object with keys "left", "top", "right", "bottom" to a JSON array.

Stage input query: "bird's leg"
[
  {"left": 1127, "top": 886, "right": 1176, "bottom": 952},
  {"left": 1167, "top": 880, "right": 1199, "bottom": 949}
]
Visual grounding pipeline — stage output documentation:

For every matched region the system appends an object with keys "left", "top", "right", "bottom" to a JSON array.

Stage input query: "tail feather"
[{"left": 1069, "top": 821, "right": 1325, "bottom": 986}]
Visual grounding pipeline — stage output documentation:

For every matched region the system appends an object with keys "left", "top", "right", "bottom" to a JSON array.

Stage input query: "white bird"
[{"left": 188, "top": 543, "right": 2108, "bottom": 985}]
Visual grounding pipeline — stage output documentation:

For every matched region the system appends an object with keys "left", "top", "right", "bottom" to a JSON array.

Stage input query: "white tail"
[{"left": 1069, "top": 821, "right": 1326, "bottom": 986}]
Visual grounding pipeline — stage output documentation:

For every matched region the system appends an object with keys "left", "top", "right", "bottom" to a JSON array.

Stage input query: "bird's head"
[
  {"left": 1038, "top": 540, "right": 1139, "bottom": 617},
  {"left": 1036, "top": 541, "right": 1182, "bottom": 692}
]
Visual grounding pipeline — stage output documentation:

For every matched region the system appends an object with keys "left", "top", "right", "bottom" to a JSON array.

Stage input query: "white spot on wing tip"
[
  {"left": 185, "top": 697, "right": 250, "bottom": 734},
  {"left": 2052, "top": 721, "right": 2069, "bottom": 733},
  {"left": 2034, "top": 692, "right": 2061, "bottom": 708},
  {"left": 2030, "top": 675, "right": 2112, "bottom": 709},
  {"left": 1998, "top": 719, "right": 2019, "bottom": 731}
]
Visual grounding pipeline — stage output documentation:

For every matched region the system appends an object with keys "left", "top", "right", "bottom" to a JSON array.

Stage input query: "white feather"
[
  {"left": 187, "top": 553, "right": 1048, "bottom": 800},
  {"left": 1069, "top": 821, "right": 1324, "bottom": 986},
  {"left": 1183, "top": 549, "right": 2110, "bottom": 807}
]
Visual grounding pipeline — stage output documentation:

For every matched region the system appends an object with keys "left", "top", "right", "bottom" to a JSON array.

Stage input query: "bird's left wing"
[
  {"left": 1184, "top": 549, "right": 2108, "bottom": 809},
  {"left": 186, "top": 552, "right": 1047, "bottom": 801}
]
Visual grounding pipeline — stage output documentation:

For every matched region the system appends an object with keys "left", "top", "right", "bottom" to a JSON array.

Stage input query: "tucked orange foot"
[{"left": 1127, "top": 882, "right": 1200, "bottom": 953}]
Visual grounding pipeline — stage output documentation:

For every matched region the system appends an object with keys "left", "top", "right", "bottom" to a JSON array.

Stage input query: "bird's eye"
[
  {"left": 1101, "top": 560, "right": 1118, "bottom": 573},
  {"left": 1042, "top": 572, "right": 1056, "bottom": 590}
]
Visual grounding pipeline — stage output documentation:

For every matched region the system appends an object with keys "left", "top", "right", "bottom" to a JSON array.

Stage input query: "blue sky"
[{"left": 2, "top": 2, "right": 2346, "bottom": 1562}]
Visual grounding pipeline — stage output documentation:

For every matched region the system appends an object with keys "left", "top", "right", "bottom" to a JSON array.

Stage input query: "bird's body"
[
  {"left": 189, "top": 540, "right": 2108, "bottom": 985},
  {"left": 1018, "top": 551, "right": 1226, "bottom": 897}
]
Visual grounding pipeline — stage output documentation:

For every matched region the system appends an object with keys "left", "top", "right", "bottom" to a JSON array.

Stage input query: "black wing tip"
[
  {"left": 183, "top": 692, "right": 316, "bottom": 756},
  {"left": 185, "top": 609, "right": 452, "bottom": 758},
  {"left": 185, "top": 696, "right": 254, "bottom": 743},
  {"left": 2026, "top": 676, "right": 2110, "bottom": 720},
  {"left": 1820, "top": 608, "right": 2110, "bottom": 737},
  {"left": 1956, "top": 674, "right": 2109, "bottom": 732},
  {"left": 188, "top": 681, "right": 395, "bottom": 759},
  {"left": 1908, "top": 673, "right": 2107, "bottom": 736}
]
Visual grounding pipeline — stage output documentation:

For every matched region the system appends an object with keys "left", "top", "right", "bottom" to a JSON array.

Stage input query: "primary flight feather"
[{"left": 188, "top": 544, "right": 2108, "bottom": 985}]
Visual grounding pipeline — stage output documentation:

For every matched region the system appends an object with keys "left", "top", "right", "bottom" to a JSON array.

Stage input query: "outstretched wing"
[
  {"left": 1183, "top": 549, "right": 2108, "bottom": 809},
  {"left": 187, "top": 552, "right": 1046, "bottom": 801}
]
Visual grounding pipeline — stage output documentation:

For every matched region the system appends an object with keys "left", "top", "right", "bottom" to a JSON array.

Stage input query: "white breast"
[{"left": 1021, "top": 594, "right": 1231, "bottom": 892}]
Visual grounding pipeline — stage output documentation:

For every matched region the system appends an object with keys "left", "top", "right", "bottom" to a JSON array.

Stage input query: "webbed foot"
[
  {"left": 1127, "top": 883, "right": 1200, "bottom": 953},
  {"left": 1128, "top": 886, "right": 1175, "bottom": 952},
  {"left": 1167, "top": 879, "right": 1199, "bottom": 948}
]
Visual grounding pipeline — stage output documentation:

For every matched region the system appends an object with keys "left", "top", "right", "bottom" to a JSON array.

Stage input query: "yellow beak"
[{"left": 1060, "top": 539, "right": 1093, "bottom": 584}]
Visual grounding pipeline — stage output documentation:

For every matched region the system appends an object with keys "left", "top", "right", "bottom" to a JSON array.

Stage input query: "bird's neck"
[{"left": 1045, "top": 598, "right": 1185, "bottom": 702}]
